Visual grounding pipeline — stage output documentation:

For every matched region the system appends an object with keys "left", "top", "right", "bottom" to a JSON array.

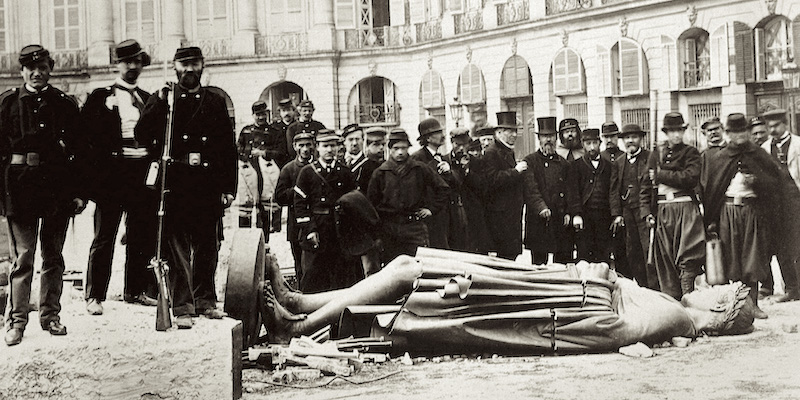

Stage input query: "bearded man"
[{"left": 556, "top": 118, "right": 584, "bottom": 161}]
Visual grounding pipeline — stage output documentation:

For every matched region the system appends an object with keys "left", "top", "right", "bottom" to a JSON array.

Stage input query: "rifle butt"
[{"left": 156, "top": 294, "right": 171, "bottom": 331}]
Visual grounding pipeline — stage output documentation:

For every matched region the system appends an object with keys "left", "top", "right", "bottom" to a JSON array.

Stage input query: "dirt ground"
[{"left": 1, "top": 204, "right": 799, "bottom": 400}]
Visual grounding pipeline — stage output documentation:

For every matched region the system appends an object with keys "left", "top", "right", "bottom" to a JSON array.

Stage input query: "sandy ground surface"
[{"left": 1, "top": 203, "right": 799, "bottom": 399}]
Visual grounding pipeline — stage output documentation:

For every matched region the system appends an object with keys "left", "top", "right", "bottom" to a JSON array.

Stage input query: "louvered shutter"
[
  {"left": 710, "top": 24, "right": 730, "bottom": 86},
  {"left": 619, "top": 39, "right": 642, "bottom": 94},
  {"left": 566, "top": 49, "right": 583, "bottom": 93},
  {"left": 410, "top": 0, "right": 425, "bottom": 24},
  {"left": 596, "top": 45, "right": 613, "bottom": 97},
  {"left": 335, "top": 0, "right": 356, "bottom": 29},
  {"left": 754, "top": 27, "right": 766, "bottom": 81},
  {"left": 661, "top": 36, "right": 679, "bottom": 91},
  {"left": 734, "top": 22, "right": 755, "bottom": 83},
  {"left": 553, "top": 49, "right": 567, "bottom": 95}
]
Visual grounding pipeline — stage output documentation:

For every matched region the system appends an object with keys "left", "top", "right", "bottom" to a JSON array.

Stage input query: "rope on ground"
[{"left": 244, "top": 370, "right": 402, "bottom": 389}]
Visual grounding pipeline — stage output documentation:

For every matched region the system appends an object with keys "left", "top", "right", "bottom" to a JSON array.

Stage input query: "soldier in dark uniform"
[
  {"left": 556, "top": 118, "right": 584, "bottom": 161},
  {"left": 749, "top": 116, "right": 768, "bottom": 147},
  {"left": 2, "top": 45, "right": 87, "bottom": 346},
  {"left": 483, "top": 112, "right": 528, "bottom": 260},
  {"left": 640, "top": 112, "right": 705, "bottom": 300},
  {"left": 523, "top": 117, "right": 573, "bottom": 265},
  {"left": 446, "top": 128, "right": 470, "bottom": 252},
  {"left": 410, "top": 118, "right": 455, "bottom": 249},
  {"left": 367, "top": 129, "right": 449, "bottom": 263},
  {"left": 698, "top": 117, "right": 726, "bottom": 202},
  {"left": 352, "top": 127, "right": 385, "bottom": 192},
  {"left": 462, "top": 138, "right": 491, "bottom": 255},
  {"left": 275, "top": 132, "right": 315, "bottom": 283},
  {"left": 82, "top": 40, "right": 157, "bottom": 315},
  {"left": 293, "top": 130, "right": 361, "bottom": 293},
  {"left": 273, "top": 99, "right": 296, "bottom": 156},
  {"left": 286, "top": 100, "right": 325, "bottom": 159},
  {"left": 342, "top": 123, "right": 364, "bottom": 168},
  {"left": 609, "top": 124, "right": 653, "bottom": 287},
  {"left": 135, "top": 47, "right": 237, "bottom": 328},
  {"left": 237, "top": 101, "right": 287, "bottom": 237},
  {"left": 600, "top": 121, "right": 627, "bottom": 272},
  {"left": 568, "top": 128, "right": 613, "bottom": 263}
]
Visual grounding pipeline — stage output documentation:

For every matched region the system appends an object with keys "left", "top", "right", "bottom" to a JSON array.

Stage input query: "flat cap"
[
  {"left": 315, "top": 129, "right": 341, "bottom": 143},
  {"left": 364, "top": 127, "right": 387, "bottom": 137},
  {"left": 342, "top": 123, "right": 362, "bottom": 138},
  {"left": 298, "top": 99, "right": 314, "bottom": 109}
]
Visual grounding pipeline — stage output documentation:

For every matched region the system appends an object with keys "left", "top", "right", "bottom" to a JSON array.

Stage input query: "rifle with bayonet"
[{"left": 148, "top": 82, "right": 177, "bottom": 331}]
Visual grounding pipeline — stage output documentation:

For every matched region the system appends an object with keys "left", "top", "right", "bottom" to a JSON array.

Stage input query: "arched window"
[
  {"left": 501, "top": 55, "right": 533, "bottom": 98},
  {"left": 551, "top": 48, "right": 584, "bottom": 95},
  {"left": 679, "top": 28, "right": 710, "bottom": 88},
  {"left": 458, "top": 64, "right": 485, "bottom": 105},
  {"left": 348, "top": 76, "right": 399, "bottom": 126},
  {"left": 597, "top": 38, "right": 649, "bottom": 96},
  {"left": 758, "top": 16, "right": 793, "bottom": 81}
]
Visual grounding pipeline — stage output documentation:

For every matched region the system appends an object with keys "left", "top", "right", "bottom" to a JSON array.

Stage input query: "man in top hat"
[
  {"left": 275, "top": 132, "right": 315, "bottom": 283},
  {"left": 135, "top": 46, "right": 237, "bottom": 328},
  {"left": 82, "top": 39, "right": 157, "bottom": 316},
  {"left": 483, "top": 111, "right": 528, "bottom": 260},
  {"left": 523, "top": 117, "right": 573, "bottom": 265},
  {"left": 294, "top": 130, "right": 362, "bottom": 293},
  {"left": 446, "top": 127, "right": 472, "bottom": 252},
  {"left": 2, "top": 45, "right": 87, "bottom": 345},
  {"left": 567, "top": 128, "right": 613, "bottom": 263},
  {"left": 749, "top": 116, "right": 769, "bottom": 147},
  {"left": 368, "top": 129, "right": 449, "bottom": 263},
  {"left": 760, "top": 109, "right": 800, "bottom": 303},
  {"left": 600, "top": 122, "right": 625, "bottom": 164},
  {"left": 701, "top": 113, "right": 782, "bottom": 319},
  {"left": 639, "top": 112, "right": 705, "bottom": 300},
  {"left": 237, "top": 100, "right": 287, "bottom": 237},
  {"left": 273, "top": 98, "right": 297, "bottom": 155},
  {"left": 286, "top": 100, "right": 326, "bottom": 159},
  {"left": 411, "top": 118, "right": 456, "bottom": 249},
  {"left": 609, "top": 124, "right": 654, "bottom": 288},
  {"left": 556, "top": 118, "right": 584, "bottom": 161}
]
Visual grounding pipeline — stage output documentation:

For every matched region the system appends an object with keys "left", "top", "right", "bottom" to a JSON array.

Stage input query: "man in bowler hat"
[
  {"left": 411, "top": 118, "right": 456, "bottom": 249},
  {"left": 483, "top": 112, "right": 528, "bottom": 260},
  {"left": 135, "top": 46, "right": 237, "bottom": 328},
  {"left": 82, "top": 39, "right": 157, "bottom": 315},
  {"left": 523, "top": 117, "right": 573, "bottom": 265},
  {"left": 640, "top": 112, "right": 705, "bottom": 299},
  {"left": 3, "top": 45, "right": 87, "bottom": 345}
]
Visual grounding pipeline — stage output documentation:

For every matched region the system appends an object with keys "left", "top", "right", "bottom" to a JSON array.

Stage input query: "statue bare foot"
[
  {"left": 263, "top": 285, "right": 307, "bottom": 344},
  {"left": 265, "top": 252, "right": 302, "bottom": 312}
]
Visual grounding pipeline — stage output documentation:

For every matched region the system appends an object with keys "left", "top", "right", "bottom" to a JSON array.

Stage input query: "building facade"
[{"left": 0, "top": 0, "right": 798, "bottom": 158}]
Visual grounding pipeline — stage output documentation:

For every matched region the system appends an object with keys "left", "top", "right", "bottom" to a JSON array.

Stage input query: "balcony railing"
[
  {"left": 497, "top": 0, "right": 530, "bottom": 26},
  {"left": 344, "top": 26, "right": 405, "bottom": 49},
  {"left": 0, "top": 52, "right": 16, "bottom": 73},
  {"left": 52, "top": 50, "right": 88, "bottom": 71},
  {"left": 546, "top": 0, "right": 592, "bottom": 15},
  {"left": 683, "top": 58, "right": 711, "bottom": 88},
  {"left": 356, "top": 103, "right": 399, "bottom": 126},
  {"left": 191, "top": 38, "right": 233, "bottom": 60},
  {"left": 454, "top": 10, "right": 483, "bottom": 35},
  {"left": 415, "top": 19, "right": 442, "bottom": 43},
  {"left": 255, "top": 33, "right": 308, "bottom": 56}
]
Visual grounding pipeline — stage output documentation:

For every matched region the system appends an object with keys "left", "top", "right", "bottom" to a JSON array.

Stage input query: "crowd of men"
[{"left": 3, "top": 40, "right": 799, "bottom": 348}]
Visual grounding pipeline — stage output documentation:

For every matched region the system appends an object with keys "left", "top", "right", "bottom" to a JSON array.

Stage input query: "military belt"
[
  {"left": 382, "top": 213, "right": 420, "bottom": 224},
  {"left": 10, "top": 153, "right": 40, "bottom": 166},
  {"left": 725, "top": 196, "right": 757, "bottom": 206}
]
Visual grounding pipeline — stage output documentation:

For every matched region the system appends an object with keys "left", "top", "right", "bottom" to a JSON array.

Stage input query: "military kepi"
[
  {"left": 388, "top": 128, "right": 410, "bottom": 147},
  {"left": 342, "top": 123, "right": 362, "bottom": 139},
  {"left": 19, "top": 44, "right": 53, "bottom": 68},
  {"left": 316, "top": 129, "right": 340, "bottom": 143},
  {"left": 114, "top": 39, "right": 151, "bottom": 66},
  {"left": 251, "top": 100, "right": 268, "bottom": 114},
  {"left": 174, "top": 46, "right": 204, "bottom": 62}
]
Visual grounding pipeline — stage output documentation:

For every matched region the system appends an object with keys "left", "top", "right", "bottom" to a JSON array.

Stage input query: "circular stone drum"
[{"left": 224, "top": 228, "right": 265, "bottom": 347}]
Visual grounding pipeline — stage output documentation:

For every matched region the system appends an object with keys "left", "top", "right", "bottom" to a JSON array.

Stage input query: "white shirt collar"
[
  {"left": 114, "top": 77, "right": 138, "bottom": 91},
  {"left": 25, "top": 84, "right": 49, "bottom": 93}
]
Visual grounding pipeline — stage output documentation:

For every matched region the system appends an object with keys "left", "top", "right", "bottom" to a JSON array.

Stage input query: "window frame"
[
  {"left": 122, "top": 0, "right": 159, "bottom": 45},
  {"left": 52, "top": 0, "right": 84, "bottom": 51},
  {"left": 192, "top": 0, "right": 233, "bottom": 40},
  {"left": 552, "top": 47, "right": 585, "bottom": 96}
]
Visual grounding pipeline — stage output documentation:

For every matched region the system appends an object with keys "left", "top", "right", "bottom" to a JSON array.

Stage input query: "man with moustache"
[
  {"left": 478, "top": 127, "right": 495, "bottom": 153},
  {"left": 640, "top": 113, "right": 705, "bottom": 300},
  {"left": 702, "top": 113, "right": 781, "bottom": 319},
  {"left": 275, "top": 132, "right": 315, "bottom": 282},
  {"left": 286, "top": 100, "right": 326, "bottom": 159},
  {"left": 82, "top": 40, "right": 157, "bottom": 315},
  {"left": 523, "top": 117, "right": 573, "bottom": 265},
  {"left": 600, "top": 121, "right": 627, "bottom": 272},
  {"left": 294, "top": 130, "right": 361, "bottom": 293},
  {"left": 368, "top": 129, "right": 449, "bottom": 263},
  {"left": 568, "top": 129, "right": 613, "bottom": 263},
  {"left": 274, "top": 99, "right": 296, "bottom": 155},
  {"left": 760, "top": 109, "right": 800, "bottom": 303},
  {"left": 609, "top": 124, "right": 653, "bottom": 288},
  {"left": 342, "top": 124, "right": 364, "bottom": 168},
  {"left": 749, "top": 116, "right": 768, "bottom": 147},
  {"left": 2, "top": 45, "right": 87, "bottom": 346},
  {"left": 411, "top": 118, "right": 455, "bottom": 249},
  {"left": 699, "top": 117, "right": 726, "bottom": 199},
  {"left": 353, "top": 127, "right": 385, "bottom": 192},
  {"left": 135, "top": 47, "right": 237, "bottom": 328},
  {"left": 483, "top": 112, "right": 528, "bottom": 260},
  {"left": 556, "top": 118, "right": 584, "bottom": 161}
]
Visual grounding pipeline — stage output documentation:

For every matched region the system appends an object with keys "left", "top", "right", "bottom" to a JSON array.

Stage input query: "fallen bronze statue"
[{"left": 262, "top": 248, "right": 754, "bottom": 355}]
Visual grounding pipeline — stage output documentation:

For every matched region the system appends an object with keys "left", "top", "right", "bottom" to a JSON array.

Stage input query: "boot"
[
  {"left": 749, "top": 282, "right": 768, "bottom": 319},
  {"left": 680, "top": 271, "right": 697, "bottom": 297}
]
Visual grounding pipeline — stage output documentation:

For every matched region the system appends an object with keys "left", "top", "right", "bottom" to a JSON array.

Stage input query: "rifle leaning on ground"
[
  {"left": 147, "top": 82, "right": 177, "bottom": 331},
  {"left": 646, "top": 133, "right": 659, "bottom": 272}
]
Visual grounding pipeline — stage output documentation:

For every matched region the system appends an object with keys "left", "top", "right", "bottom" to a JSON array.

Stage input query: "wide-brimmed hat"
[
  {"left": 342, "top": 123, "right": 362, "bottom": 139},
  {"left": 536, "top": 117, "right": 558, "bottom": 135},
  {"left": 496, "top": 111, "right": 520, "bottom": 129},
  {"left": 661, "top": 112, "right": 688, "bottom": 132},
  {"left": 418, "top": 117, "right": 444, "bottom": 137},
  {"left": 582, "top": 128, "right": 601, "bottom": 142},
  {"left": 19, "top": 44, "right": 53, "bottom": 68},
  {"left": 601, "top": 122, "right": 620, "bottom": 137},
  {"left": 174, "top": 46, "right": 204, "bottom": 62},
  {"left": 620, "top": 123, "right": 646, "bottom": 137},
  {"left": 114, "top": 39, "right": 151, "bottom": 66},
  {"left": 725, "top": 113, "right": 748, "bottom": 132}
]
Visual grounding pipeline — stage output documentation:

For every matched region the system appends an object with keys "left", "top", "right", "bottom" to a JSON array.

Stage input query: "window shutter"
[
  {"left": 733, "top": 22, "right": 755, "bottom": 84},
  {"left": 421, "top": 72, "right": 432, "bottom": 107},
  {"left": 596, "top": 45, "right": 612, "bottom": 97},
  {"left": 432, "top": 72, "right": 442, "bottom": 106},
  {"left": 410, "top": 0, "right": 426, "bottom": 24},
  {"left": 566, "top": 49, "right": 583, "bottom": 93},
  {"left": 794, "top": 15, "right": 800, "bottom": 66},
  {"left": 710, "top": 24, "right": 730, "bottom": 86},
  {"left": 471, "top": 64, "right": 484, "bottom": 103},
  {"left": 661, "top": 37, "right": 678, "bottom": 91},
  {"left": 460, "top": 68, "right": 471, "bottom": 104},
  {"left": 754, "top": 27, "right": 766, "bottom": 81},
  {"left": 517, "top": 57, "right": 531, "bottom": 96},
  {"left": 619, "top": 39, "right": 642, "bottom": 94},
  {"left": 390, "top": 0, "right": 406, "bottom": 26},
  {"left": 430, "top": 0, "right": 441, "bottom": 18},
  {"left": 335, "top": 0, "right": 356, "bottom": 29}
]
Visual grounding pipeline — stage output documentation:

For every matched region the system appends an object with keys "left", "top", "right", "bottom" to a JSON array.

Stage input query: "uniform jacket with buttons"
[
  {"left": 349, "top": 153, "right": 381, "bottom": 193},
  {"left": 293, "top": 160, "right": 357, "bottom": 251},
  {"left": 0, "top": 85, "right": 85, "bottom": 216},
  {"left": 237, "top": 123, "right": 288, "bottom": 168},
  {"left": 286, "top": 119, "right": 326, "bottom": 159},
  {"left": 601, "top": 147, "right": 624, "bottom": 164},
  {"left": 567, "top": 154, "right": 612, "bottom": 215},
  {"left": 135, "top": 86, "right": 237, "bottom": 217},
  {"left": 638, "top": 142, "right": 701, "bottom": 219},
  {"left": 523, "top": 150, "right": 572, "bottom": 253},
  {"left": 81, "top": 85, "right": 151, "bottom": 200},
  {"left": 275, "top": 157, "right": 312, "bottom": 242},
  {"left": 609, "top": 149, "right": 650, "bottom": 217}
]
